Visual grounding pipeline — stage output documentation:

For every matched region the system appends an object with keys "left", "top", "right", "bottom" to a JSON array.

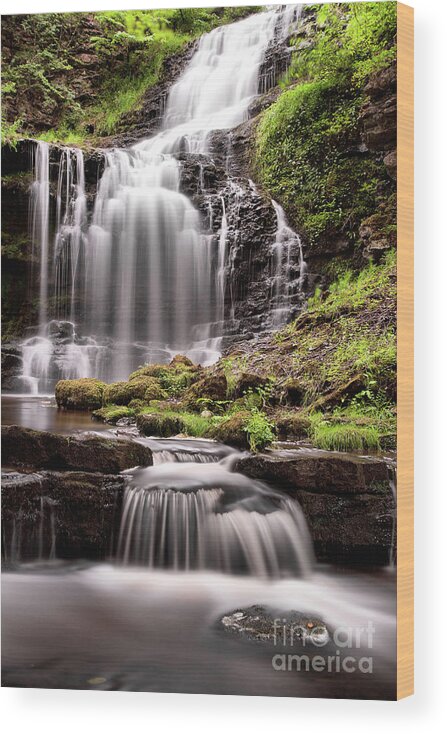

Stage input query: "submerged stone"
[{"left": 220, "top": 605, "right": 329, "bottom": 645}]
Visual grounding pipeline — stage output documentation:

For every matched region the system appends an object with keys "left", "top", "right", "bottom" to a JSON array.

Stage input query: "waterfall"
[
  {"left": 20, "top": 5, "right": 303, "bottom": 391},
  {"left": 270, "top": 200, "right": 307, "bottom": 326},
  {"left": 117, "top": 455, "right": 314, "bottom": 578},
  {"left": 30, "top": 142, "right": 50, "bottom": 330}
]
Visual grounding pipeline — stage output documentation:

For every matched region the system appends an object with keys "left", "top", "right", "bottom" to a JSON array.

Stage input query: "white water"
[
  {"left": 30, "top": 141, "right": 50, "bottom": 329},
  {"left": 19, "top": 5, "right": 303, "bottom": 391},
  {"left": 117, "top": 455, "right": 314, "bottom": 577},
  {"left": 271, "top": 199, "right": 307, "bottom": 326}
]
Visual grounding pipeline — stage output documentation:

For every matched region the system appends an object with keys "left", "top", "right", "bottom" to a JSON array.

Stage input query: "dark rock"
[
  {"left": 236, "top": 450, "right": 395, "bottom": 565},
  {"left": 1, "top": 425, "right": 153, "bottom": 473},
  {"left": 360, "top": 63, "right": 397, "bottom": 154},
  {"left": 220, "top": 605, "right": 328, "bottom": 645},
  {"left": 1, "top": 470, "right": 125, "bottom": 561},
  {"left": 233, "top": 372, "right": 269, "bottom": 398},
  {"left": 236, "top": 451, "right": 389, "bottom": 495},
  {"left": 282, "top": 378, "right": 306, "bottom": 406}
]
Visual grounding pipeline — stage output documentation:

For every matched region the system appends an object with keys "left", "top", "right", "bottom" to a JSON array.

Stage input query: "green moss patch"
[{"left": 55, "top": 378, "right": 106, "bottom": 410}]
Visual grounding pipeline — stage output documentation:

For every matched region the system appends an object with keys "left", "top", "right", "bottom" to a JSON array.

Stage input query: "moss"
[
  {"left": 206, "top": 411, "right": 251, "bottom": 450},
  {"left": 233, "top": 372, "right": 269, "bottom": 399},
  {"left": 129, "top": 364, "right": 167, "bottom": 381},
  {"left": 128, "top": 359, "right": 199, "bottom": 397},
  {"left": 276, "top": 412, "right": 311, "bottom": 439},
  {"left": 102, "top": 377, "right": 167, "bottom": 406},
  {"left": 255, "top": 3, "right": 396, "bottom": 250},
  {"left": 55, "top": 378, "right": 106, "bottom": 410},
  {"left": 182, "top": 371, "right": 227, "bottom": 410},
  {"left": 136, "top": 412, "right": 185, "bottom": 438},
  {"left": 92, "top": 405, "right": 135, "bottom": 424},
  {"left": 169, "top": 354, "right": 195, "bottom": 369}
]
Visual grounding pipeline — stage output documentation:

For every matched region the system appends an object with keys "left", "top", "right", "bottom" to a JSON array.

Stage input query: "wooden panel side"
[{"left": 396, "top": 1, "right": 414, "bottom": 701}]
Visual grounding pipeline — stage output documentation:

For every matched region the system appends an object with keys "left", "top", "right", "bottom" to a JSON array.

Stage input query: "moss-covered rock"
[
  {"left": 182, "top": 372, "right": 227, "bottom": 410},
  {"left": 276, "top": 412, "right": 311, "bottom": 439},
  {"left": 55, "top": 378, "right": 106, "bottom": 410},
  {"left": 206, "top": 411, "right": 251, "bottom": 449},
  {"left": 129, "top": 364, "right": 166, "bottom": 381},
  {"left": 233, "top": 372, "right": 269, "bottom": 398},
  {"left": 103, "top": 377, "right": 167, "bottom": 406},
  {"left": 136, "top": 412, "right": 185, "bottom": 438},
  {"left": 92, "top": 405, "right": 135, "bottom": 424},
  {"left": 169, "top": 354, "right": 195, "bottom": 368}
]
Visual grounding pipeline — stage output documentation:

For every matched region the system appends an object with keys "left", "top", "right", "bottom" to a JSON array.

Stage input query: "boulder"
[
  {"left": 1, "top": 425, "right": 153, "bottom": 473},
  {"left": 1, "top": 470, "right": 125, "bottom": 561},
  {"left": 55, "top": 378, "right": 106, "bottom": 410},
  {"left": 103, "top": 377, "right": 167, "bottom": 405},
  {"left": 276, "top": 412, "right": 311, "bottom": 439},
  {"left": 207, "top": 411, "right": 251, "bottom": 450},
  {"left": 236, "top": 450, "right": 395, "bottom": 565},
  {"left": 182, "top": 371, "right": 227, "bottom": 409},
  {"left": 235, "top": 451, "right": 389, "bottom": 494},
  {"left": 136, "top": 412, "right": 184, "bottom": 438}
]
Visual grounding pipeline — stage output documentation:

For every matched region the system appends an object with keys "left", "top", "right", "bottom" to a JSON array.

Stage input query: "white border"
[{"left": 1, "top": 0, "right": 446, "bottom": 730}]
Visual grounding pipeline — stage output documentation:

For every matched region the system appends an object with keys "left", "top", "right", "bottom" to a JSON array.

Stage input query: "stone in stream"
[
  {"left": 1, "top": 425, "right": 153, "bottom": 473},
  {"left": 220, "top": 605, "right": 329, "bottom": 646}
]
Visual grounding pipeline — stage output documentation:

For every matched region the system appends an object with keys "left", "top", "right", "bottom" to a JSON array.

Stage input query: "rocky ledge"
[
  {"left": 236, "top": 450, "right": 395, "bottom": 565},
  {"left": 2, "top": 470, "right": 124, "bottom": 561},
  {"left": 1, "top": 425, "right": 153, "bottom": 473}
]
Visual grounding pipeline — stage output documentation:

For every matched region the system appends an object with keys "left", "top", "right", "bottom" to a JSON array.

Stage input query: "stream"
[{"left": 2, "top": 398, "right": 396, "bottom": 698}]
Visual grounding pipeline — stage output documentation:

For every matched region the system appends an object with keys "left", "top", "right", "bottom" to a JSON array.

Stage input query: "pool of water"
[
  {"left": 1, "top": 563, "right": 396, "bottom": 698},
  {"left": 2, "top": 395, "right": 111, "bottom": 434}
]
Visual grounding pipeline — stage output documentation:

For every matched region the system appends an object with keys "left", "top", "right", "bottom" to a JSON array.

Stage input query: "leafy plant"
[{"left": 244, "top": 408, "right": 276, "bottom": 452}]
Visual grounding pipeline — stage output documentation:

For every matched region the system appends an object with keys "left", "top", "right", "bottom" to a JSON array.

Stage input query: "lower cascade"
[{"left": 117, "top": 449, "right": 314, "bottom": 578}]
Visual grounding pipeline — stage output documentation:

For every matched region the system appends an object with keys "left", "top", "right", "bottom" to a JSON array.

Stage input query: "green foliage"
[
  {"left": 244, "top": 408, "right": 276, "bottom": 452},
  {"left": 92, "top": 405, "right": 135, "bottom": 424},
  {"left": 307, "top": 249, "right": 396, "bottom": 316},
  {"left": 310, "top": 417, "right": 381, "bottom": 452},
  {"left": 2, "top": 7, "right": 261, "bottom": 141},
  {"left": 284, "top": 2, "right": 396, "bottom": 89},
  {"left": 255, "top": 2, "right": 397, "bottom": 247}
]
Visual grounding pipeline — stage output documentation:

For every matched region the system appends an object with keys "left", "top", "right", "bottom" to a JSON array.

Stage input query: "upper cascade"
[{"left": 20, "top": 5, "right": 303, "bottom": 391}]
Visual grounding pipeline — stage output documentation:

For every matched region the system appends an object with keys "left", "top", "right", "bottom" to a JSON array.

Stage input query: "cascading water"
[
  {"left": 19, "top": 5, "right": 304, "bottom": 392},
  {"left": 117, "top": 442, "right": 314, "bottom": 578},
  {"left": 270, "top": 200, "right": 307, "bottom": 326}
]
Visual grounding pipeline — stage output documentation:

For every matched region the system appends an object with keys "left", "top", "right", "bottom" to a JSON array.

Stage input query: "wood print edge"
[{"left": 396, "top": 0, "right": 414, "bottom": 701}]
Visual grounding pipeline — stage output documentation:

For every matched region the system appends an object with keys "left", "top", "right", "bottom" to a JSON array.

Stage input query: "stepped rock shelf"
[{"left": 1, "top": 2, "right": 413, "bottom": 700}]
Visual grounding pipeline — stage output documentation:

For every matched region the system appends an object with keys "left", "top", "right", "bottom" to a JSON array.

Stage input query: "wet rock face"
[
  {"left": 236, "top": 451, "right": 395, "bottom": 565},
  {"left": 1, "top": 470, "right": 124, "bottom": 562},
  {"left": 1, "top": 425, "right": 153, "bottom": 473}
]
